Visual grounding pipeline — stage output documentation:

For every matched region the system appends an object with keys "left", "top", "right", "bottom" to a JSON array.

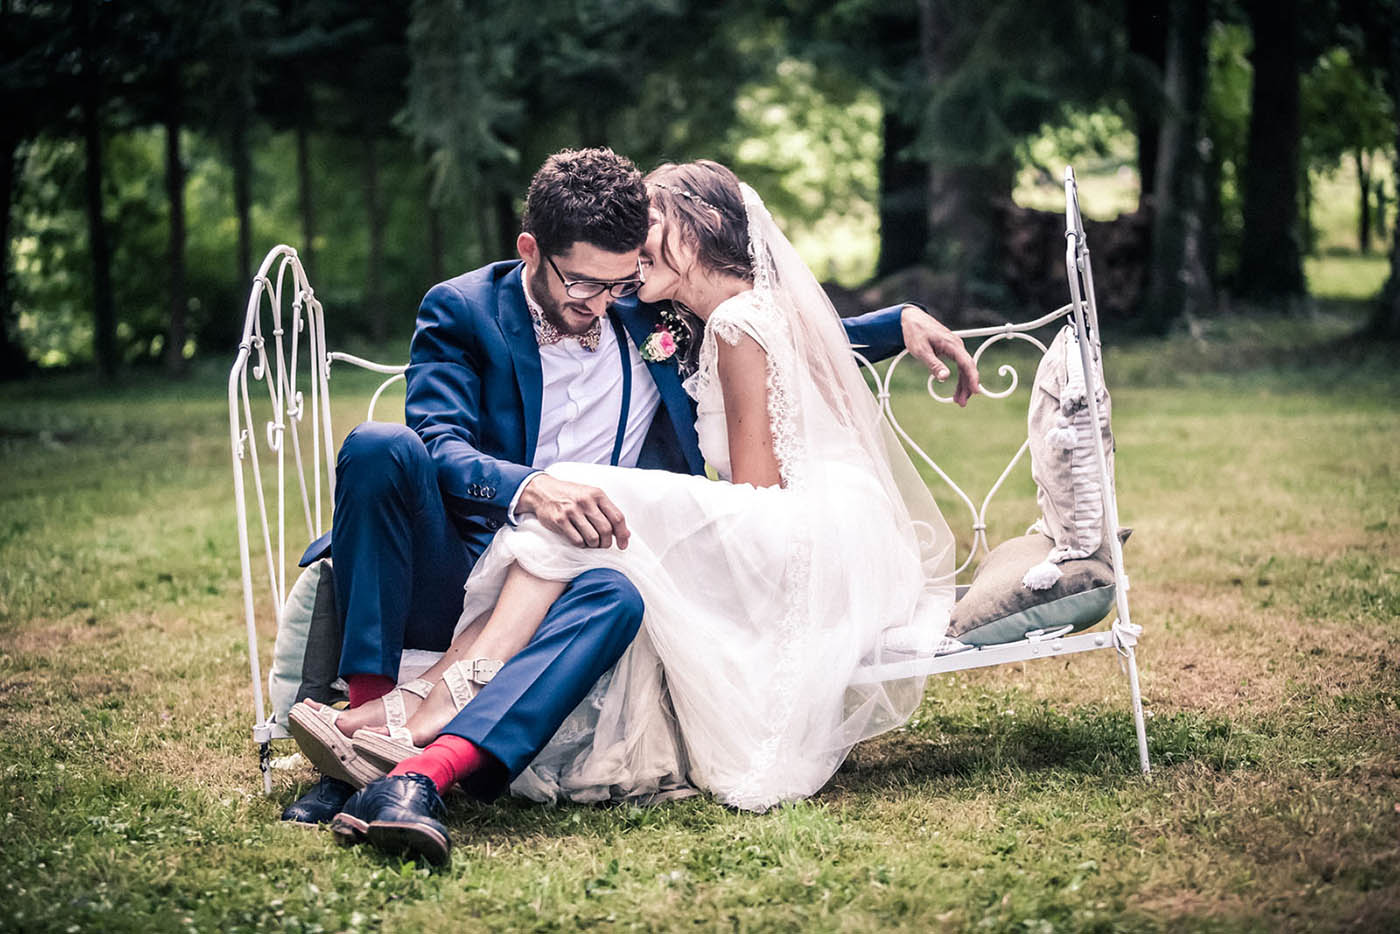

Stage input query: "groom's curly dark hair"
[{"left": 522, "top": 148, "right": 650, "bottom": 256}]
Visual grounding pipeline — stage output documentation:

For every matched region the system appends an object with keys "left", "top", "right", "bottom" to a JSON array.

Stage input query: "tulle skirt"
[{"left": 453, "top": 460, "right": 947, "bottom": 811}]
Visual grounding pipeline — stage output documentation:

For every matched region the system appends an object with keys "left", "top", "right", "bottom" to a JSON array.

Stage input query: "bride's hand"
[
  {"left": 515, "top": 474, "right": 631, "bottom": 549},
  {"left": 899, "top": 305, "right": 980, "bottom": 407}
]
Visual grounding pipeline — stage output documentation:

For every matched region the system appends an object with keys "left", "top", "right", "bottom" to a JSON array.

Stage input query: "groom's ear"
[{"left": 517, "top": 232, "right": 540, "bottom": 266}]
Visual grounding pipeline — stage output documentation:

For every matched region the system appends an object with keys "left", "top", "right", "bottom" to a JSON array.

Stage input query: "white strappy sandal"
[
  {"left": 351, "top": 657, "right": 503, "bottom": 770},
  {"left": 286, "top": 678, "right": 434, "bottom": 788}
]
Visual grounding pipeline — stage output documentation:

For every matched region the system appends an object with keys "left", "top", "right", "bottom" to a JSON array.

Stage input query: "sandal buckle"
[{"left": 468, "top": 658, "right": 503, "bottom": 683}]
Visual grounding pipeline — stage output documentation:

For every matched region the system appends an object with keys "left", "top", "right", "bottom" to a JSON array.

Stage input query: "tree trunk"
[
  {"left": 163, "top": 78, "right": 188, "bottom": 376},
  {"left": 1141, "top": 0, "right": 1213, "bottom": 333},
  {"left": 1376, "top": 176, "right": 1389, "bottom": 242},
  {"left": 232, "top": 109, "right": 253, "bottom": 290},
  {"left": 1372, "top": 109, "right": 1400, "bottom": 337},
  {"left": 1125, "top": 0, "right": 1169, "bottom": 212},
  {"left": 476, "top": 192, "right": 493, "bottom": 271},
  {"left": 927, "top": 162, "right": 1016, "bottom": 309},
  {"left": 426, "top": 177, "right": 445, "bottom": 285},
  {"left": 494, "top": 188, "right": 516, "bottom": 260},
  {"left": 1357, "top": 149, "right": 1372, "bottom": 254},
  {"left": 1236, "top": 0, "right": 1305, "bottom": 301},
  {"left": 1299, "top": 165, "right": 1315, "bottom": 256},
  {"left": 916, "top": 0, "right": 1014, "bottom": 310},
  {"left": 362, "top": 135, "right": 385, "bottom": 342},
  {"left": 77, "top": 0, "right": 117, "bottom": 380},
  {"left": 875, "top": 107, "right": 930, "bottom": 277},
  {"left": 1200, "top": 133, "right": 1223, "bottom": 292},
  {"left": 0, "top": 131, "right": 28, "bottom": 380},
  {"left": 1377, "top": 238, "right": 1400, "bottom": 337},
  {"left": 296, "top": 119, "right": 315, "bottom": 278}
]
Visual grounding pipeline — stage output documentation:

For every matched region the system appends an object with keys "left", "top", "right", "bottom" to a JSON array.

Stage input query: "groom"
[{"left": 283, "top": 147, "right": 979, "bottom": 844}]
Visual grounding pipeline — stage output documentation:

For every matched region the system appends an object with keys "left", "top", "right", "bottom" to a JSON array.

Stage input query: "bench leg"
[
  {"left": 260, "top": 740, "right": 273, "bottom": 795},
  {"left": 1124, "top": 644, "right": 1151, "bottom": 775}
]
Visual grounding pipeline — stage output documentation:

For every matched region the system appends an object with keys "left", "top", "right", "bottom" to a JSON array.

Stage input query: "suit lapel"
[
  {"left": 613, "top": 298, "right": 705, "bottom": 474},
  {"left": 497, "top": 264, "right": 542, "bottom": 462}
]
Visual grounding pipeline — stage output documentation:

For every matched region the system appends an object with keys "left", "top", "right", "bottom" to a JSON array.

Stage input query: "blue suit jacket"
[{"left": 302, "top": 260, "right": 911, "bottom": 564}]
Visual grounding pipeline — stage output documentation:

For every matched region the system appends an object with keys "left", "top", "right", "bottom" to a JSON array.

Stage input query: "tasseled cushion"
[{"left": 1026, "top": 324, "right": 1115, "bottom": 565}]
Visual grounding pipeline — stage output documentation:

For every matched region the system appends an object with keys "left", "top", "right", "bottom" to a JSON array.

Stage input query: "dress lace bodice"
[{"left": 683, "top": 289, "right": 804, "bottom": 487}]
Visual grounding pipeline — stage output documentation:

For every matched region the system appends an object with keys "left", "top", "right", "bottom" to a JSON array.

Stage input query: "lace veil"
[{"left": 734, "top": 183, "right": 957, "bottom": 754}]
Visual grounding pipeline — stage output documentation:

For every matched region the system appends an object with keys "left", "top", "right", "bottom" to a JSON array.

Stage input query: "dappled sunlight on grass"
[{"left": 1305, "top": 253, "right": 1389, "bottom": 301}]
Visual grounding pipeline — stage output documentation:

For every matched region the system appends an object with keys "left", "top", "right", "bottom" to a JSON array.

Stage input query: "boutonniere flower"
[{"left": 640, "top": 325, "right": 678, "bottom": 363}]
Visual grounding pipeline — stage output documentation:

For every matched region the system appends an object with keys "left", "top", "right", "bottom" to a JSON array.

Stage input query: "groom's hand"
[
  {"left": 900, "top": 304, "right": 980, "bottom": 407},
  {"left": 516, "top": 475, "right": 630, "bottom": 550}
]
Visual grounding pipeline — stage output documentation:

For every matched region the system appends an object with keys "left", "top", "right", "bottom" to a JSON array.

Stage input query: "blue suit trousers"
[
  {"left": 332, "top": 422, "right": 473, "bottom": 674},
  {"left": 330, "top": 421, "right": 644, "bottom": 798}
]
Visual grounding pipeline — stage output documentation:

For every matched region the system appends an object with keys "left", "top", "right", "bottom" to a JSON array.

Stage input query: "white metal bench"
[{"left": 229, "top": 166, "right": 1147, "bottom": 795}]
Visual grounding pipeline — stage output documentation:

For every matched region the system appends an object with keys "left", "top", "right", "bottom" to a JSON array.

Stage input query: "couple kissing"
[{"left": 284, "top": 147, "right": 980, "bottom": 866}]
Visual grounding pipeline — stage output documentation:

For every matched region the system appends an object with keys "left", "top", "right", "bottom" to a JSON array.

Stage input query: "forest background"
[{"left": 3, "top": 0, "right": 1399, "bottom": 380}]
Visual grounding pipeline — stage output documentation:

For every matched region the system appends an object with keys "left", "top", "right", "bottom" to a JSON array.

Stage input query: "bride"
[{"left": 334, "top": 160, "right": 958, "bottom": 851}]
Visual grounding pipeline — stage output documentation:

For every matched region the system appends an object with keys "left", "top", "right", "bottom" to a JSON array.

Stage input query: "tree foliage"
[{"left": 4, "top": 0, "right": 1399, "bottom": 377}]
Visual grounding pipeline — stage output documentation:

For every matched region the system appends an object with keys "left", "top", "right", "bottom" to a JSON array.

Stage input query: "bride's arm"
[{"left": 716, "top": 335, "right": 783, "bottom": 488}]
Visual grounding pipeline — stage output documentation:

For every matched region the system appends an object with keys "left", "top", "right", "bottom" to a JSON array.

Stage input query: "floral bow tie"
[{"left": 531, "top": 306, "right": 602, "bottom": 352}]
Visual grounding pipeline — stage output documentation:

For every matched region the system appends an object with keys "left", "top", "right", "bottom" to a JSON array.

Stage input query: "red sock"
[
  {"left": 346, "top": 674, "right": 395, "bottom": 709},
  {"left": 391, "top": 735, "right": 489, "bottom": 794}
]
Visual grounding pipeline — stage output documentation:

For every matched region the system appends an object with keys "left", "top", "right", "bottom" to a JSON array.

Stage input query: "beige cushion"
[
  {"left": 1027, "top": 325, "right": 1114, "bottom": 563},
  {"left": 268, "top": 559, "right": 345, "bottom": 727},
  {"left": 948, "top": 530, "right": 1128, "bottom": 646}
]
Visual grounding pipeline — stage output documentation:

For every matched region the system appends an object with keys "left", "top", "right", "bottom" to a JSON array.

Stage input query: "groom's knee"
[
  {"left": 568, "top": 568, "right": 644, "bottom": 648},
  {"left": 337, "top": 422, "right": 431, "bottom": 496}
]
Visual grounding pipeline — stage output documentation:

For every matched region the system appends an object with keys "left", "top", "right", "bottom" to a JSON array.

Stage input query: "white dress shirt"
[{"left": 508, "top": 269, "right": 662, "bottom": 519}]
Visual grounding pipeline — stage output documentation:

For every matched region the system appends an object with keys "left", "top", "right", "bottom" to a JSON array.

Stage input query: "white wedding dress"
[{"left": 453, "top": 187, "right": 956, "bottom": 812}]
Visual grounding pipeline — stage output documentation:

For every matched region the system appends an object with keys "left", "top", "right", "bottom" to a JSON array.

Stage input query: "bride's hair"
[
  {"left": 644, "top": 160, "right": 753, "bottom": 375},
  {"left": 644, "top": 160, "right": 753, "bottom": 282}
]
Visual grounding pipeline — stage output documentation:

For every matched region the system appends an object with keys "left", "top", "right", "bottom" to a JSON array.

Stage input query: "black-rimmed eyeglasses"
[{"left": 544, "top": 253, "right": 645, "bottom": 300}]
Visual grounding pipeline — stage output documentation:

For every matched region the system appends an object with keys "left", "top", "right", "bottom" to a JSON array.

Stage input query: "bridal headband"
[{"left": 649, "top": 181, "right": 721, "bottom": 214}]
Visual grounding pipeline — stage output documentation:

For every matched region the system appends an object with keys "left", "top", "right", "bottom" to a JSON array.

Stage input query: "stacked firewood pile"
[{"left": 828, "top": 204, "right": 1150, "bottom": 331}]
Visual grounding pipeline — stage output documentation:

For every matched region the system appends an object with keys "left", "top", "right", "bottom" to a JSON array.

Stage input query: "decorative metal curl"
[
  {"left": 876, "top": 308, "right": 1074, "bottom": 577},
  {"left": 250, "top": 334, "right": 266, "bottom": 380}
]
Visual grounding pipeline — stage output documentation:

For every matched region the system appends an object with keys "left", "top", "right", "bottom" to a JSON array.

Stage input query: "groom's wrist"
[{"left": 507, "top": 471, "right": 543, "bottom": 525}]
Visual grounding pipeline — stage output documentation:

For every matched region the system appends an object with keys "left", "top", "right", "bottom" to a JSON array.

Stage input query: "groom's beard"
[{"left": 530, "top": 276, "right": 604, "bottom": 336}]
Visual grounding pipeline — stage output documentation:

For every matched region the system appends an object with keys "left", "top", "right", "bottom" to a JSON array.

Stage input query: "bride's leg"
[
  {"left": 403, "top": 562, "right": 566, "bottom": 745},
  {"left": 302, "top": 611, "right": 493, "bottom": 736},
  {"left": 406, "top": 612, "right": 489, "bottom": 683}
]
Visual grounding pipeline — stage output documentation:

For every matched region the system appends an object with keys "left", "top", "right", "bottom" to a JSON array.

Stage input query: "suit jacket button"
[
  {"left": 484, "top": 486, "right": 496, "bottom": 497},
  {"left": 486, "top": 518, "right": 501, "bottom": 530}
]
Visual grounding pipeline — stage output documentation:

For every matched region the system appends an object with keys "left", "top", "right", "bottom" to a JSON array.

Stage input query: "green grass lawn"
[{"left": 1, "top": 310, "right": 1397, "bottom": 932}]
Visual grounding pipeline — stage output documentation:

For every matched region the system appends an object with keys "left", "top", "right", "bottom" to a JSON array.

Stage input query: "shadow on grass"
[
  {"left": 827, "top": 706, "right": 1265, "bottom": 799},
  {"left": 264, "top": 704, "right": 1272, "bottom": 857}
]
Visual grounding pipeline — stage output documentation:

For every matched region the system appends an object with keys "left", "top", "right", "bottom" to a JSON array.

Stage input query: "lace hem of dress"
[{"left": 717, "top": 502, "right": 814, "bottom": 811}]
